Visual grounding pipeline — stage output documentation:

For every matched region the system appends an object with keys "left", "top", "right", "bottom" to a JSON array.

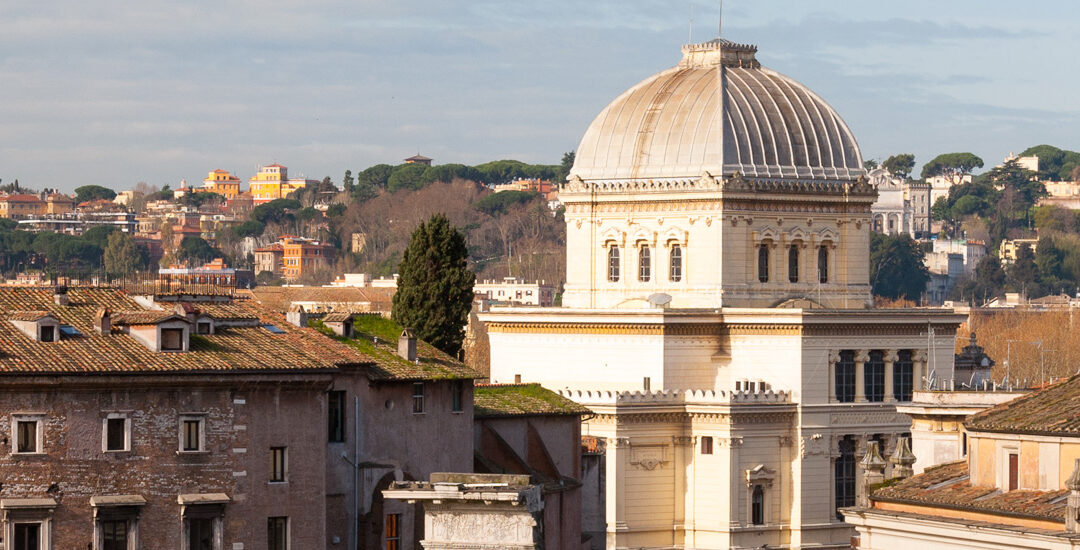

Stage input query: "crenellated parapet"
[{"left": 557, "top": 387, "right": 790, "bottom": 406}]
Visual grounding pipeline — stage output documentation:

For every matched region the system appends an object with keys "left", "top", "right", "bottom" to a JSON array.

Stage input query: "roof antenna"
[
  {"left": 718, "top": 0, "right": 723, "bottom": 39},
  {"left": 688, "top": 2, "right": 693, "bottom": 44}
]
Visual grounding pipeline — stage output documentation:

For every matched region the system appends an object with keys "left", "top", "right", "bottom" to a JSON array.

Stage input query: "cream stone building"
[{"left": 481, "top": 36, "right": 964, "bottom": 550}]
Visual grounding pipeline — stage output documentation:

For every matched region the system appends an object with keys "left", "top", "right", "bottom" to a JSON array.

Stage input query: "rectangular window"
[
  {"left": 15, "top": 419, "right": 39, "bottom": 454},
  {"left": 180, "top": 416, "right": 204, "bottom": 452},
  {"left": 328, "top": 391, "right": 346, "bottom": 443},
  {"left": 101, "top": 519, "right": 128, "bottom": 550},
  {"left": 13, "top": 523, "right": 41, "bottom": 550},
  {"left": 700, "top": 436, "right": 713, "bottom": 455},
  {"left": 894, "top": 350, "right": 914, "bottom": 402},
  {"left": 1008, "top": 453, "right": 1019, "bottom": 491},
  {"left": 106, "top": 417, "right": 128, "bottom": 452},
  {"left": 412, "top": 382, "right": 425, "bottom": 414},
  {"left": 197, "top": 321, "right": 211, "bottom": 335},
  {"left": 268, "top": 516, "right": 288, "bottom": 550},
  {"left": 385, "top": 513, "right": 401, "bottom": 550},
  {"left": 835, "top": 436, "right": 857, "bottom": 519},
  {"left": 40, "top": 325, "right": 55, "bottom": 343},
  {"left": 451, "top": 380, "right": 463, "bottom": 413},
  {"left": 270, "top": 447, "right": 287, "bottom": 483},
  {"left": 187, "top": 517, "right": 214, "bottom": 550},
  {"left": 835, "top": 351, "right": 856, "bottom": 403},
  {"left": 161, "top": 328, "right": 184, "bottom": 351},
  {"left": 865, "top": 351, "right": 886, "bottom": 402}
]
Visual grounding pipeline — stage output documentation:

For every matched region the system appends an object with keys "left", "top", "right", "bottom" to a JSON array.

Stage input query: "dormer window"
[
  {"left": 39, "top": 325, "right": 55, "bottom": 343},
  {"left": 8, "top": 312, "right": 61, "bottom": 342},
  {"left": 161, "top": 329, "right": 184, "bottom": 351}
]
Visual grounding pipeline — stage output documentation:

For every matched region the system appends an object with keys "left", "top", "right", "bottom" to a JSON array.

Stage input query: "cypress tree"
[{"left": 392, "top": 214, "right": 475, "bottom": 356}]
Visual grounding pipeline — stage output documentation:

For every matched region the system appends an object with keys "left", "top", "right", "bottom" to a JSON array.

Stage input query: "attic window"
[
  {"left": 196, "top": 321, "right": 212, "bottom": 335},
  {"left": 161, "top": 329, "right": 184, "bottom": 351},
  {"left": 40, "top": 325, "right": 55, "bottom": 343}
]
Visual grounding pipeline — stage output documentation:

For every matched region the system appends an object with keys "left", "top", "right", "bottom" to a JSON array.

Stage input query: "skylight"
[
  {"left": 59, "top": 325, "right": 82, "bottom": 337},
  {"left": 263, "top": 324, "right": 287, "bottom": 334}
]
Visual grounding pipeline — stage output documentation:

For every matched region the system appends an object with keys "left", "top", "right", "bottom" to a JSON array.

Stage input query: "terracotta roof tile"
[
  {"left": 0, "top": 287, "right": 372, "bottom": 375},
  {"left": 966, "top": 375, "right": 1080, "bottom": 437},
  {"left": 872, "top": 461, "right": 1069, "bottom": 523},
  {"left": 323, "top": 312, "right": 354, "bottom": 323},
  {"left": 111, "top": 311, "right": 185, "bottom": 326},
  {"left": 8, "top": 311, "right": 54, "bottom": 322},
  {"left": 250, "top": 286, "right": 395, "bottom": 313}
]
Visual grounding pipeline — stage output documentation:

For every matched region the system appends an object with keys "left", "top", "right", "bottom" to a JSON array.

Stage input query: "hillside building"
[
  {"left": 474, "top": 277, "right": 556, "bottom": 306},
  {"left": 248, "top": 164, "right": 315, "bottom": 205},
  {"left": 200, "top": 169, "right": 243, "bottom": 200},
  {"left": 254, "top": 235, "right": 336, "bottom": 280}
]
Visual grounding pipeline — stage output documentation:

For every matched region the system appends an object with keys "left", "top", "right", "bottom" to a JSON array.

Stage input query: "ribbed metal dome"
[{"left": 571, "top": 39, "right": 863, "bottom": 182}]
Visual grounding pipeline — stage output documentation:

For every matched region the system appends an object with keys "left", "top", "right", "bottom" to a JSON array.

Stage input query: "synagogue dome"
[{"left": 571, "top": 38, "right": 863, "bottom": 182}]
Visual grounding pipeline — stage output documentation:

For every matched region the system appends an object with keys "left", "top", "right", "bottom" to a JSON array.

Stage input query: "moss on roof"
[
  {"left": 474, "top": 383, "right": 592, "bottom": 418},
  {"left": 966, "top": 374, "right": 1080, "bottom": 437},
  {"left": 310, "top": 315, "right": 481, "bottom": 382}
]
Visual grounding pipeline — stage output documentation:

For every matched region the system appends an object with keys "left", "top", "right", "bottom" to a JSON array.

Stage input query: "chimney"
[
  {"left": 857, "top": 440, "right": 887, "bottom": 507},
  {"left": 95, "top": 307, "right": 112, "bottom": 335},
  {"left": 1067, "top": 458, "right": 1080, "bottom": 533},
  {"left": 53, "top": 285, "right": 69, "bottom": 306},
  {"left": 286, "top": 305, "right": 309, "bottom": 328},
  {"left": 889, "top": 436, "right": 916, "bottom": 480},
  {"left": 398, "top": 328, "right": 417, "bottom": 362}
]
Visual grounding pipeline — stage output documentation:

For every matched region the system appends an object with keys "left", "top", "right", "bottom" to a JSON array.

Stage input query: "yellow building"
[
  {"left": 200, "top": 169, "right": 242, "bottom": 200},
  {"left": 999, "top": 237, "right": 1039, "bottom": 264},
  {"left": 0, "top": 194, "right": 46, "bottom": 220},
  {"left": 248, "top": 164, "right": 314, "bottom": 204}
]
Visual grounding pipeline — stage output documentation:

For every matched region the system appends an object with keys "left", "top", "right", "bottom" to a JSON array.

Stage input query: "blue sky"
[{"left": 1, "top": 1, "right": 1077, "bottom": 191}]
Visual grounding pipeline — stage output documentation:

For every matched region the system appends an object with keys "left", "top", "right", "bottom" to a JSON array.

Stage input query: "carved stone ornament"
[
  {"left": 745, "top": 464, "right": 776, "bottom": 488},
  {"left": 429, "top": 510, "right": 536, "bottom": 546}
]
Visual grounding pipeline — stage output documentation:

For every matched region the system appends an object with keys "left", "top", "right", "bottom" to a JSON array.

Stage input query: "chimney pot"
[
  {"left": 95, "top": 307, "right": 111, "bottom": 335},
  {"left": 398, "top": 328, "right": 417, "bottom": 362},
  {"left": 54, "top": 286, "right": 70, "bottom": 306}
]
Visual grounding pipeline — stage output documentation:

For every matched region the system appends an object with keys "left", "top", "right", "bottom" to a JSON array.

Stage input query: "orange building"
[
  {"left": 200, "top": 169, "right": 242, "bottom": 200},
  {"left": 248, "top": 164, "right": 315, "bottom": 204},
  {"left": 254, "top": 235, "right": 336, "bottom": 280},
  {"left": 46, "top": 193, "right": 75, "bottom": 215}
]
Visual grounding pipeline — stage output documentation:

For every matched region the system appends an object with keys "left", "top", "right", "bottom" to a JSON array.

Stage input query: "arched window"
[
  {"left": 751, "top": 485, "right": 765, "bottom": 525},
  {"left": 757, "top": 245, "right": 770, "bottom": 283},
  {"left": 788, "top": 245, "right": 799, "bottom": 283},
  {"left": 607, "top": 246, "right": 620, "bottom": 282},
  {"left": 669, "top": 244, "right": 683, "bottom": 282},
  {"left": 818, "top": 245, "right": 829, "bottom": 283},
  {"left": 638, "top": 245, "right": 651, "bottom": 282}
]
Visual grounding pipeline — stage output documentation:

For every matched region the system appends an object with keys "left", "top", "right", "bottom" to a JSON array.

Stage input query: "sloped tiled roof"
[
  {"left": 314, "top": 314, "right": 481, "bottom": 382},
  {"left": 0, "top": 287, "right": 371, "bottom": 375},
  {"left": 250, "top": 286, "right": 395, "bottom": 313},
  {"left": 474, "top": 384, "right": 592, "bottom": 418},
  {"left": 323, "top": 312, "right": 354, "bottom": 323},
  {"left": 872, "top": 461, "right": 1068, "bottom": 523},
  {"left": 966, "top": 375, "right": 1080, "bottom": 437},
  {"left": 8, "top": 311, "right": 55, "bottom": 322},
  {"left": 111, "top": 311, "right": 185, "bottom": 326}
]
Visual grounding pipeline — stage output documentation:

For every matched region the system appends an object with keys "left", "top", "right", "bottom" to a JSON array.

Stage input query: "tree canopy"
[
  {"left": 869, "top": 233, "right": 930, "bottom": 301},
  {"left": 920, "top": 152, "right": 984, "bottom": 180},
  {"left": 391, "top": 214, "right": 475, "bottom": 356},
  {"left": 881, "top": 153, "right": 915, "bottom": 179},
  {"left": 104, "top": 231, "right": 147, "bottom": 276},
  {"left": 74, "top": 184, "right": 117, "bottom": 203},
  {"left": 474, "top": 190, "right": 540, "bottom": 216},
  {"left": 1019, "top": 144, "right": 1080, "bottom": 182}
]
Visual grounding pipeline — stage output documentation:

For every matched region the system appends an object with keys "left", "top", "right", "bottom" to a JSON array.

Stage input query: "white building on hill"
[{"left": 481, "top": 36, "right": 963, "bottom": 549}]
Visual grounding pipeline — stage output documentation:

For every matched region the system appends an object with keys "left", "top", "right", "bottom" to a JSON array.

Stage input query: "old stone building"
[
  {"left": 481, "top": 35, "right": 964, "bottom": 549},
  {"left": 0, "top": 286, "right": 479, "bottom": 550}
]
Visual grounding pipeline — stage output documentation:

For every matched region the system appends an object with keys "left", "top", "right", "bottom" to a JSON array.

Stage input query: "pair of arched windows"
[
  {"left": 757, "top": 243, "right": 830, "bottom": 284},
  {"left": 607, "top": 244, "right": 684, "bottom": 283}
]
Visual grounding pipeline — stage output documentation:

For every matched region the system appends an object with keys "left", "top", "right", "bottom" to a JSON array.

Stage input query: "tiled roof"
[
  {"left": 323, "top": 312, "right": 354, "bottom": 323},
  {"left": 8, "top": 311, "right": 54, "bottom": 322},
  {"left": 474, "top": 384, "right": 592, "bottom": 418},
  {"left": 872, "top": 461, "right": 1068, "bottom": 523},
  {"left": 250, "top": 286, "right": 395, "bottom": 313},
  {"left": 110, "top": 311, "right": 184, "bottom": 326},
  {"left": 0, "top": 287, "right": 371, "bottom": 375},
  {"left": 313, "top": 314, "right": 482, "bottom": 382},
  {"left": 966, "top": 375, "right": 1080, "bottom": 436}
]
